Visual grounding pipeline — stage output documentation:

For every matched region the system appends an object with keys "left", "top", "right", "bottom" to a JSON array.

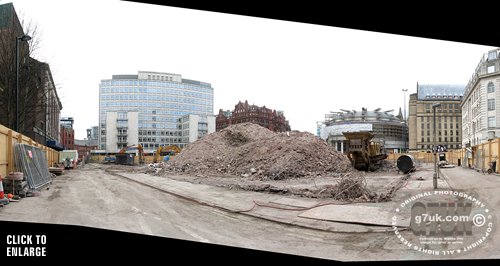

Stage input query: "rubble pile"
[
  {"left": 163, "top": 123, "right": 354, "bottom": 179},
  {"left": 372, "top": 160, "right": 398, "bottom": 172}
]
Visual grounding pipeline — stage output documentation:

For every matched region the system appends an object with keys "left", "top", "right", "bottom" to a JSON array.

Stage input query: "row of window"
[
  {"left": 100, "top": 81, "right": 212, "bottom": 94},
  {"left": 424, "top": 95, "right": 462, "bottom": 100},
  {"left": 100, "top": 89, "right": 213, "bottom": 100},
  {"left": 139, "top": 137, "right": 181, "bottom": 143},
  {"left": 101, "top": 96, "right": 212, "bottom": 106},
  {"left": 101, "top": 101, "right": 212, "bottom": 111},
  {"left": 419, "top": 137, "right": 460, "bottom": 143},
  {"left": 420, "top": 123, "right": 460, "bottom": 129},
  {"left": 147, "top": 75, "right": 173, "bottom": 81},
  {"left": 101, "top": 109, "right": 205, "bottom": 118},
  {"left": 420, "top": 130, "right": 460, "bottom": 136},
  {"left": 419, "top": 144, "right": 462, "bottom": 149},
  {"left": 139, "top": 130, "right": 182, "bottom": 136},
  {"left": 420, "top": 116, "right": 460, "bottom": 122},
  {"left": 137, "top": 143, "right": 187, "bottom": 149}
]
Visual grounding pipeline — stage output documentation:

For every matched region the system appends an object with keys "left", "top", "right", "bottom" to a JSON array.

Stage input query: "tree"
[{"left": 0, "top": 3, "right": 61, "bottom": 144}]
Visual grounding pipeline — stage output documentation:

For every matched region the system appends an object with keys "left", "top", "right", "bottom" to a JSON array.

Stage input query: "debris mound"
[{"left": 164, "top": 123, "right": 353, "bottom": 179}]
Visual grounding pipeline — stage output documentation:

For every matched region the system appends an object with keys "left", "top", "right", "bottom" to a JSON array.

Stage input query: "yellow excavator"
[
  {"left": 116, "top": 144, "right": 145, "bottom": 165},
  {"left": 154, "top": 145, "right": 181, "bottom": 163}
]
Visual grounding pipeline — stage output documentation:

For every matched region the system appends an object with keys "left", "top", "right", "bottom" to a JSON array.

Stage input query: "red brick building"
[
  {"left": 216, "top": 100, "right": 291, "bottom": 132},
  {"left": 60, "top": 117, "right": 74, "bottom": 150},
  {"left": 74, "top": 139, "right": 98, "bottom": 162},
  {"left": 60, "top": 126, "right": 74, "bottom": 150}
]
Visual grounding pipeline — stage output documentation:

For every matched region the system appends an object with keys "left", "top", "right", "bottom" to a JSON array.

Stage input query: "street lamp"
[
  {"left": 15, "top": 34, "right": 32, "bottom": 132},
  {"left": 402, "top": 89, "right": 408, "bottom": 152},
  {"left": 432, "top": 102, "right": 442, "bottom": 189}
]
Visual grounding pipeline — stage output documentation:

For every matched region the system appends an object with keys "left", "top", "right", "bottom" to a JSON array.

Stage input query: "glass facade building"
[{"left": 99, "top": 71, "right": 214, "bottom": 151}]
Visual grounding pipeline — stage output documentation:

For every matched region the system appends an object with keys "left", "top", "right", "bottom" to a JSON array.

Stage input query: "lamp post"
[
  {"left": 402, "top": 89, "right": 408, "bottom": 152},
  {"left": 15, "top": 34, "right": 32, "bottom": 132},
  {"left": 432, "top": 103, "right": 442, "bottom": 189}
]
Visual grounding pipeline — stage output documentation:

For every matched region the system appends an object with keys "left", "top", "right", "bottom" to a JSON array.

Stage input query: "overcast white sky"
[{"left": 3, "top": 0, "right": 497, "bottom": 139}]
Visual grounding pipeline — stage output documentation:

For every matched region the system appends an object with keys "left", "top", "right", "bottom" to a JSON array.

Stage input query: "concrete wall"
[
  {"left": 105, "top": 111, "right": 138, "bottom": 152},
  {"left": 207, "top": 115, "right": 215, "bottom": 135},
  {"left": 0, "top": 124, "right": 59, "bottom": 177},
  {"left": 127, "top": 111, "right": 139, "bottom": 146},
  {"left": 188, "top": 115, "right": 199, "bottom": 143},
  {"left": 105, "top": 112, "right": 118, "bottom": 152}
]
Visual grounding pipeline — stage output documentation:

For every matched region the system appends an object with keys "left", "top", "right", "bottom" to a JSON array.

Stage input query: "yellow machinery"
[
  {"left": 154, "top": 145, "right": 181, "bottom": 163},
  {"left": 342, "top": 131, "right": 388, "bottom": 171},
  {"left": 116, "top": 144, "right": 145, "bottom": 165}
]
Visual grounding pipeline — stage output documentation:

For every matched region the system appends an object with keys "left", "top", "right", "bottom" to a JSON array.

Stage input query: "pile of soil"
[{"left": 163, "top": 123, "right": 354, "bottom": 179}]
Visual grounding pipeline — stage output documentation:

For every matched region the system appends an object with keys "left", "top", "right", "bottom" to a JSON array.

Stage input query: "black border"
[{"left": 125, "top": 1, "right": 499, "bottom": 47}]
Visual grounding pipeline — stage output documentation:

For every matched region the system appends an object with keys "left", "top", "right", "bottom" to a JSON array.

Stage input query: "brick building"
[
  {"left": 74, "top": 139, "right": 98, "bottom": 162},
  {"left": 0, "top": 3, "right": 62, "bottom": 147},
  {"left": 60, "top": 117, "right": 74, "bottom": 150},
  {"left": 216, "top": 100, "right": 291, "bottom": 132}
]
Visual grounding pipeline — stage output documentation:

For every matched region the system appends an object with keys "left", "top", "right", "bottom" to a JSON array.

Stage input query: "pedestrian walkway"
[{"left": 440, "top": 166, "right": 500, "bottom": 191}]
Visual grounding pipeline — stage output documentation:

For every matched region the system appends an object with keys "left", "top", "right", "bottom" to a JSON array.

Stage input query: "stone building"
[
  {"left": 408, "top": 84, "right": 464, "bottom": 151},
  {"left": 216, "top": 100, "right": 291, "bottom": 132}
]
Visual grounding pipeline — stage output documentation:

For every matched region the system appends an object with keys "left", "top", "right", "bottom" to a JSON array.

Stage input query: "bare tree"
[{"left": 0, "top": 3, "right": 61, "bottom": 143}]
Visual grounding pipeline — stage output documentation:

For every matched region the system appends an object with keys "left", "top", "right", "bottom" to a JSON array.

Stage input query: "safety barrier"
[{"left": 0, "top": 124, "right": 59, "bottom": 177}]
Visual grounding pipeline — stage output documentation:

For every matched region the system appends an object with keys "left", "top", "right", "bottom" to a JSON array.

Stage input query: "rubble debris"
[
  {"left": 372, "top": 160, "right": 398, "bottom": 172},
  {"left": 164, "top": 123, "right": 354, "bottom": 179},
  {"left": 158, "top": 123, "right": 386, "bottom": 200}
]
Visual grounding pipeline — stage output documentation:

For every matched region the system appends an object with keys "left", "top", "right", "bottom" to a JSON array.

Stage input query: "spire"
[{"left": 397, "top": 107, "right": 403, "bottom": 121}]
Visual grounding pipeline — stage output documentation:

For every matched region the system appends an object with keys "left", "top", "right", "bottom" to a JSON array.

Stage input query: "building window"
[
  {"left": 488, "top": 116, "right": 496, "bottom": 128},
  {"left": 488, "top": 82, "right": 495, "bottom": 93},
  {"left": 488, "top": 65, "right": 496, "bottom": 74},
  {"left": 488, "top": 99, "right": 496, "bottom": 110},
  {"left": 488, "top": 50, "right": 497, "bottom": 61}
]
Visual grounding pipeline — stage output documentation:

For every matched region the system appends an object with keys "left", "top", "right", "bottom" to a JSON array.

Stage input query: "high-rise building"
[
  {"left": 408, "top": 84, "right": 464, "bottom": 151},
  {"left": 99, "top": 71, "right": 214, "bottom": 152},
  {"left": 462, "top": 48, "right": 500, "bottom": 147},
  {"left": 87, "top": 126, "right": 99, "bottom": 141}
]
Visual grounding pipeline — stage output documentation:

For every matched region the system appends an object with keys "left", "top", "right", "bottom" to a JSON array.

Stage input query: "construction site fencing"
[
  {"left": 14, "top": 143, "right": 52, "bottom": 189},
  {"left": 387, "top": 140, "right": 500, "bottom": 173},
  {"left": 0, "top": 124, "right": 59, "bottom": 177},
  {"left": 89, "top": 154, "right": 157, "bottom": 164}
]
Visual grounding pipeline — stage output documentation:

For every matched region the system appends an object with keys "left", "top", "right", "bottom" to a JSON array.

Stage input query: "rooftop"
[{"left": 417, "top": 84, "right": 464, "bottom": 100}]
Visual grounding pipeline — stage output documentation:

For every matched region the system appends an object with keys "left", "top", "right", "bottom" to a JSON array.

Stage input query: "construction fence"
[
  {"left": 0, "top": 124, "right": 59, "bottom": 177},
  {"left": 387, "top": 138, "right": 500, "bottom": 173},
  {"left": 89, "top": 154, "right": 158, "bottom": 164}
]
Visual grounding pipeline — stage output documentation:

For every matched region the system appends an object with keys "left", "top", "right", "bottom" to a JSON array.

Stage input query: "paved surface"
[
  {"left": 1, "top": 163, "right": 499, "bottom": 261},
  {"left": 440, "top": 166, "right": 500, "bottom": 258}
]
